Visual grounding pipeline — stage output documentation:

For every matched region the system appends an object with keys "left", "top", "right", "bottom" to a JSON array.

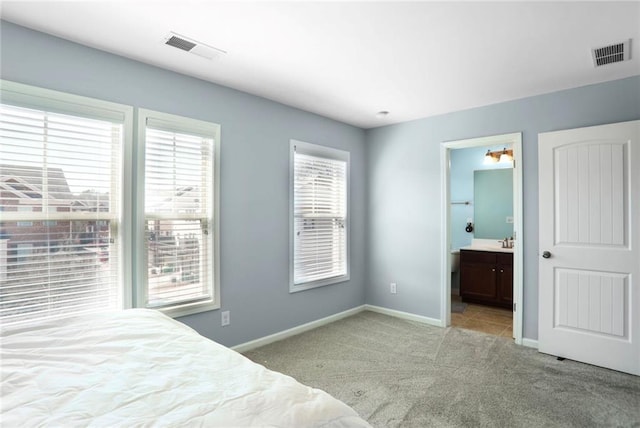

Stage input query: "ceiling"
[{"left": 1, "top": 1, "right": 639, "bottom": 129}]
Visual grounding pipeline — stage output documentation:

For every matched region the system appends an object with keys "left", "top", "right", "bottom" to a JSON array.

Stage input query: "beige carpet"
[{"left": 244, "top": 311, "right": 640, "bottom": 428}]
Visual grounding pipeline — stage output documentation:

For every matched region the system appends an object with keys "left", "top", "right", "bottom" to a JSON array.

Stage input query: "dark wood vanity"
[{"left": 460, "top": 249, "right": 513, "bottom": 309}]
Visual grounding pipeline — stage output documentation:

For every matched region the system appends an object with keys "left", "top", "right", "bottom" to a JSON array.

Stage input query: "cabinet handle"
[
  {"left": 500, "top": 269, "right": 504, "bottom": 273},
  {"left": 492, "top": 268, "right": 496, "bottom": 272}
]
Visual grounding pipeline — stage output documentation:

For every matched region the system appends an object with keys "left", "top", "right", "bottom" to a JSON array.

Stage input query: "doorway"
[{"left": 440, "top": 132, "right": 523, "bottom": 344}]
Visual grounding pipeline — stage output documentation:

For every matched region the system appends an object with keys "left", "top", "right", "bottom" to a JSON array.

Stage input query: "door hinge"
[{"left": 513, "top": 302, "right": 516, "bottom": 312}]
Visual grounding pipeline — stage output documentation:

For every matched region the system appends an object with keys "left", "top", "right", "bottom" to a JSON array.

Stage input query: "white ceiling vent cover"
[
  {"left": 163, "top": 32, "right": 226, "bottom": 60},
  {"left": 592, "top": 39, "right": 631, "bottom": 67}
]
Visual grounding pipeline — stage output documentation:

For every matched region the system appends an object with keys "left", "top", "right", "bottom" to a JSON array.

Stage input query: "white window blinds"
[
  {"left": 292, "top": 142, "right": 348, "bottom": 287},
  {"left": 0, "top": 102, "right": 124, "bottom": 324},
  {"left": 142, "top": 114, "right": 217, "bottom": 312}
]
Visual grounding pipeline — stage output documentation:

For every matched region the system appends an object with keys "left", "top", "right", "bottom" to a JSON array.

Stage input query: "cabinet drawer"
[{"left": 460, "top": 250, "right": 497, "bottom": 264}]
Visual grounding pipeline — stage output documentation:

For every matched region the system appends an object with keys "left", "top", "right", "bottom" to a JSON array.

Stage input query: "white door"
[{"left": 538, "top": 120, "right": 639, "bottom": 376}]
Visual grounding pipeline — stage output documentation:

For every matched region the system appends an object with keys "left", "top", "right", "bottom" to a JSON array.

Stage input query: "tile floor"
[{"left": 451, "top": 294, "right": 513, "bottom": 338}]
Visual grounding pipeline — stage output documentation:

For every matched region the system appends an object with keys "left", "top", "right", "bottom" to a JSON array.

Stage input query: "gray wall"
[
  {"left": 365, "top": 75, "right": 640, "bottom": 340},
  {"left": 0, "top": 21, "right": 367, "bottom": 347}
]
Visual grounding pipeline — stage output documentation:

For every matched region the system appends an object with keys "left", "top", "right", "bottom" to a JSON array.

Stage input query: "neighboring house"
[
  {"left": 147, "top": 185, "right": 201, "bottom": 282},
  {"left": 1, "top": 165, "right": 73, "bottom": 258},
  {"left": 0, "top": 165, "right": 108, "bottom": 263},
  {"left": 0, "top": 165, "right": 113, "bottom": 317}
]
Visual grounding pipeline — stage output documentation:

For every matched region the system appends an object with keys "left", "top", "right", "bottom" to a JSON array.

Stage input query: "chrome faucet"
[{"left": 499, "top": 237, "right": 514, "bottom": 249}]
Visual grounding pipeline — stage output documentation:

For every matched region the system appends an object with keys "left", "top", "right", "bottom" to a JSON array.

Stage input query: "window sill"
[
  {"left": 289, "top": 274, "right": 350, "bottom": 293},
  {"left": 154, "top": 300, "right": 220, "bottom": 319}
]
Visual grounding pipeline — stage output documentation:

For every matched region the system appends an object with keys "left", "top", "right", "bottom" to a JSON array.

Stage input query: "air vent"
[
  {"left": 163, "top": 32, "right": 226, "bottom": 60},
  {"left": 166, "top": 35, "right": 196, "bottom": 52},
  {"left": 592, "top": 39, "right": 631, "bottom": 67}
]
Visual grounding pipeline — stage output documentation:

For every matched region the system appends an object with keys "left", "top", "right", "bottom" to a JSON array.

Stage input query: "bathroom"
[{"left": 449, "top": 144, "right": 515, "bottom": 337}]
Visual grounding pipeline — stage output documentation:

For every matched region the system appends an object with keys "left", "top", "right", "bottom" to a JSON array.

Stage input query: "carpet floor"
[{"left": 244, "top": 311, "right": 640, "bottom": 428}]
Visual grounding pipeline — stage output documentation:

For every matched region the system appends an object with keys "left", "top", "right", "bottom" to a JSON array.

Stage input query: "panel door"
[{"left": 538, "top": 120, "right": 639, "bottom": 375}]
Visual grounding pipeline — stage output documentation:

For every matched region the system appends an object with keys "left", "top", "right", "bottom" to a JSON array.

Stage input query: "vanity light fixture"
[
  {"left": 483, "top": 149, "right": 498, "bottom": 164},
  {"left": 498, "top": 148, "right": 513, "bottom": 163},
  {"left": 484, "top": 150, "right": 499, "bottom": 165},
  {"left": 483, "top": 148, "right": 513, "bottom": 165}
]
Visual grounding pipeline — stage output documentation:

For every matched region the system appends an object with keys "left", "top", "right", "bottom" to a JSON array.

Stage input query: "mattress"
[{"left": 1, "top": 309, "right": 371, "bottom": 427}]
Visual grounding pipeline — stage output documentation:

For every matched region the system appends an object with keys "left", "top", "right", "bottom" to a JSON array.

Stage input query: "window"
[
  {"left": 16, "top": 206, "right": 33, "bottom": 227},
  {"left": 137, "top": 109, "right": 220, "bottom": 317},
  {"left": 0, "top": 81, "right": 132, "bottom": 324},
  {"left": 290, "top": 140, "right": 349, "bottom": 292},
  {"left": 0, "top": 82, "right": 222, "bottom": 324}
]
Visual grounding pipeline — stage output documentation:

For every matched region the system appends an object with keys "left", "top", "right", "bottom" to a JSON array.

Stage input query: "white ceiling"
[{"left": 2, "top": 1, "right": 639, "bottom": 128}]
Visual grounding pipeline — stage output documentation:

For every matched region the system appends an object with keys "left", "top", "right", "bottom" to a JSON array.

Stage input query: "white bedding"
[{"left": 1, "top": 309, "right": 371, "bottom": 427}]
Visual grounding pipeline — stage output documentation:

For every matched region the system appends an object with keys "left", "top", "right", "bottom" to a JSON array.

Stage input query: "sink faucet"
[{"left": 499, "top": 237, "right": 514, "bottom": 249}]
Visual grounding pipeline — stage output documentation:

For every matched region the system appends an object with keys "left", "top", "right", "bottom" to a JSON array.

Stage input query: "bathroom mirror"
[{"left": 474, "top": 168, "right": 513, "bottom": 239}]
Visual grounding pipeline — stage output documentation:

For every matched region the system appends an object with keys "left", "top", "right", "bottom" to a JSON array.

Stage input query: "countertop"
[{"left": 459, "top": 238, "right": 514, "bottom": 253}]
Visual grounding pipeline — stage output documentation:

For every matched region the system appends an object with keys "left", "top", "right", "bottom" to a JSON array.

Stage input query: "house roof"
[{"left": 1, "top": 164, "right": 73, "bottom": 201}]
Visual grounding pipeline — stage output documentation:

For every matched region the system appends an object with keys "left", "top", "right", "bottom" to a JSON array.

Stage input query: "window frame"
[
  {"left": 136, "top": 109, "right": 221, "bottom": 318},
  {"left": 289, "top": 139, "right": 350, "bottom": 293},
  {"left": 0, "top": 80, "right": 134, "bottom": 320}
]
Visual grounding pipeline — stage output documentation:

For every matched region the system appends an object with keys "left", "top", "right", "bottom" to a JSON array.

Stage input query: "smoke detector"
[
  {"left": 591, "top": 39, "right": 631, "bottom": 67},
  {"left": 164, "top": 32, "right": 226, "bottom": 60}
]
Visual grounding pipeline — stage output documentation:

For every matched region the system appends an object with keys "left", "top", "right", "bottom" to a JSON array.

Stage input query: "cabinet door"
[
  {"left": 498, "top": 265, "right": 513, "bottom": 304},
  {"left": 460, "top": 263, "right": 497, "bottom": 301},
  {"left": 497, "top": 253, "right": 513, "bottom": 305}
]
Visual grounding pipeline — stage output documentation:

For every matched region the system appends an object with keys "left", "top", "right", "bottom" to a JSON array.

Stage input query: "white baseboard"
[
  {"left": 521, "top": 338, "right": 539, "bottom": 349},
  {"left": 232, "top": 305, "right": 366, "bottom": 353},
  {"left": 233, "top": 304, "right": 445, "bottom": 353},
  {"left": 364, "top": 304, "right": 443, "bottom": 327},
  {"left": 233, "top": 302, "right": 536, "bottom": 353}
]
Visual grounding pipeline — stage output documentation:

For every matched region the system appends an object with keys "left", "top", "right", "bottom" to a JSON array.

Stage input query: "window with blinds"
[
  {"left": 291, "top": 140, "right": 349, "bottom": 291},
  {"left": 0, "top": 84, "right": 129, "bottom": 325},
  {"left": 139, "top": 110, "right": 220, "bottom": 315}
]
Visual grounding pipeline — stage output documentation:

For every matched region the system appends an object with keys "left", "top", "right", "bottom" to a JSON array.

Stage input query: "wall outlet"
[
  {"left": 221, "top": 310, "right": 230, "bottom": 326},
  {"left": 506, "top": 216, "right": 514, "bottom": 224},
  {"left": 390, "top": 282, "right": 397, "bottom": 294}
]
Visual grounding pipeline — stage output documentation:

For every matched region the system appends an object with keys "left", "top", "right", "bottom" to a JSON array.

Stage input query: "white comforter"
[{"left": 1, "top": 309, "right": 371, "bottom": 427}]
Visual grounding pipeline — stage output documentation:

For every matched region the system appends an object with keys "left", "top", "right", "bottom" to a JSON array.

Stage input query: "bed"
[{"left": 1, "top": 309, "right": 371, "bottom": 427}]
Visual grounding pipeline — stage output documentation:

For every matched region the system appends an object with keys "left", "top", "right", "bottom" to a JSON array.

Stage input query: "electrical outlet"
[
  {"left": 390, "top": 283, "right": 397, "bottom": 294},
  {"left": 221, "top": 310, "right": 230, "bottom": 326},
  {"left": 506, "top": 216, "right": 514, "bottom": 224}
]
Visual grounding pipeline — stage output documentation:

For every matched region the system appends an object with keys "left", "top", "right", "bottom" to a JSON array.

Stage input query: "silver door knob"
[{"left": 542, "top": 251, "right": 551, "bottom": 259}]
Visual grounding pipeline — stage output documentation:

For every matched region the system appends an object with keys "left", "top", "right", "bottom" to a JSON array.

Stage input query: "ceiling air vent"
[
  {"left": 163, "top": 32, "right": 226, "bottom": 60},
  {"left": 592, "top": 39, "right": 631, "bottom": 67}
]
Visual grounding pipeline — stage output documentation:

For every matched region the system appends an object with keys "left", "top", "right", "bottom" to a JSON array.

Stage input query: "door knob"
[{"left": 542, "top": 251, "right": 551, "bottom": 259}]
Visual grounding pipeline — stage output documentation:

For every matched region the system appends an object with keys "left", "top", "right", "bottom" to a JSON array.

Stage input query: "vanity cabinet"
[{"left": 460, "top": 250, "right": 513, "bottom": 309}]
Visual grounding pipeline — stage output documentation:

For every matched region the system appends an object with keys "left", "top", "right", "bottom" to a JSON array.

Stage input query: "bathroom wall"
[{"left": 449, "top": 145, "right": 511, "bottom": 250}]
